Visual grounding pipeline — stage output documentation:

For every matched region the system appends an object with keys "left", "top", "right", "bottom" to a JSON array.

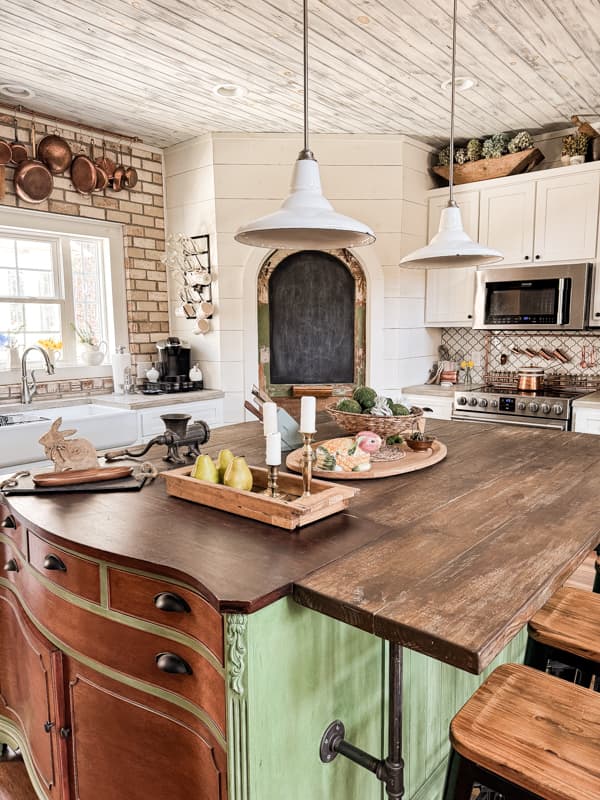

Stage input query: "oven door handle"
[
  {"left": 556, "top": 278, "right": 571, "bottom": 326},
  {"left": 452, "top": 414, "right": 566, "bottom": 430}
]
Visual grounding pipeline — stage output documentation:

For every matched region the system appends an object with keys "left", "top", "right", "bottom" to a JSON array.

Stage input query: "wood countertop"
[{"left": 5, "top": 418, "right": 600, "bottom": 674}]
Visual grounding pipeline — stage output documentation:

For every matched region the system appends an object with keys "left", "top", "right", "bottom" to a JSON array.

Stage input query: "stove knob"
[
  {"left": 528, "top": 402, "right": 539, "bottom": 412},
  {"left": 468, "top": 397, "right": 478, "bottom": 407},
  {"left": 553, "top": 404, "right": 564, "bottom": 415},
  {"left": 457, "top": 396, "right": 467, "bottom": 406},
  {"left": 541, "top": 403, "right": 551, "bottom": 414},
  {"left": 490, "top": 399, "right": 498, "bottom": 408},
  {"left": 517, "top": 401, "right": 526, "bottom": 411},
  {"left": 478, "top": 398, "right": 488, "bottom": 408}
]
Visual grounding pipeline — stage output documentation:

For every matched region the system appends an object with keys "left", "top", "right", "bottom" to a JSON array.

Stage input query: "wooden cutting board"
[
  {"left": 285, "top": 440, "right": 447, "bottom": 480},
  {"left": 32, "top": 466, "right": 133, "bottom": 486}
]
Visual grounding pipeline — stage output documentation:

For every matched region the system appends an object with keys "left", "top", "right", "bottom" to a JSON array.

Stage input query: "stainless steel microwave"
[{"left": 473, "top": 263, "right": 591, "bottom": 330}]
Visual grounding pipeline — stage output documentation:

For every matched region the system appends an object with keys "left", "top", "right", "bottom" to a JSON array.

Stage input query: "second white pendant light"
[
  {"left": 234, "top": 0, "right": 375, "bottom": 250},
  {"left": 400, "top": 0, "right": 503, "bottom": 270}
]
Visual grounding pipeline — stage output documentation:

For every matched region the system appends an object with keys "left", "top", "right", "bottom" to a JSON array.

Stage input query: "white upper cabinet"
[
  {"left": 479, "top": 183, "right": 536, "bottom": 265},
  {"left": 533, "top": 172, "right": 600, "bottom": 263}
]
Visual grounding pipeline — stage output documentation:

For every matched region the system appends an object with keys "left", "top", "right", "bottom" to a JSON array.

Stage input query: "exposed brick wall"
[{"left": 0, "top": 114, "right": 167, "bottom": 368}]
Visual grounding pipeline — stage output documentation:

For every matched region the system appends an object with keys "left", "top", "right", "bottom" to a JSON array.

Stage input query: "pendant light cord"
[
  {"left": 448, "top": 0, "right": 458, "bottom": 206},
  {"left": 300, "top": 0, "right": 314, "bottom": 159}
]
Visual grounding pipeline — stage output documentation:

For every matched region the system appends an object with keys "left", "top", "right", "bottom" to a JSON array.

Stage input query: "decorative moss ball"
[
  {"left": 482, "top": 133, "right": 510, "bottom": 159},
  {"left": 386, "top": 434, "right": 405, "bottom": 446},
  {"left": 336, "top": 398, "right": 362, "bottom": 414},
  {"left": 391, "top": 403, "right": 410, "bottom": 416},
  {"left": 352, "top": 386, "right": 378, "bottom": 410}
]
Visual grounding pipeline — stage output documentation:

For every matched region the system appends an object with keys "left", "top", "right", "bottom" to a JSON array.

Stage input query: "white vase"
[
  {"left": 570, "top": 155, "right": 585, "bottom": 165},
  {"left": 560, "top": 154, "right": 571, "bottom": 166},
  {"left": 81, "top": 341, "right": 107, "bottom": 366},
  {"left": 9, "top": 346, "right": 20, "bottom": 370}
]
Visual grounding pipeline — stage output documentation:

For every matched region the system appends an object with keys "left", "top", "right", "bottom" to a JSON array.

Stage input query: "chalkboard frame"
[{"left": 257, "top": 248, "right": 367, "bottom": 398}]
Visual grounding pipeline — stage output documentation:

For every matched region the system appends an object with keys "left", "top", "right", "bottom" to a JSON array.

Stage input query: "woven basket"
[{"left": 325, "top": 402, "right": 425, "bottom": 438}]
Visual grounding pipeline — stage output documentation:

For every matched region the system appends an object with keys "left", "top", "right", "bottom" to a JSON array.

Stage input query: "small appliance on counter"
[{"left": 143, "top": 337, "right": 203, "bottom": 394}]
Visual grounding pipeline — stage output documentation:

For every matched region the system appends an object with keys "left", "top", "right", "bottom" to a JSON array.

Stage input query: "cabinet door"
[
  {"left": 425, "top": 267, "right": 476, "bottom": 326},
  {"left": 479, "top": 182, "right": 535, "bottom": 264},
  {"left": 572, "top": 408, "right": 600, "bottom": 435},
  {"left": 0, "top": 586, "right": 66, "bottom": 799},
  {"left": 63, "top": 657, "right": 227, "bottom": 800},
  {"left": 534, "top": 172, "right": 600, "bottom": 262}
]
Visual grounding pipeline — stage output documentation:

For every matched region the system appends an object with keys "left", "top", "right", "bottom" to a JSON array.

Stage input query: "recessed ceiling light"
[
  {"left": 441, "top": 76, "right": 477, "bottom": 92},
  {"left": 356, "top": 14, "right": 370, "bottom": 24},
  {"left": 0, "top": 84, "right": 35, "bottom": 100},
  {"left": 212, "top": 84, "right": 248, "bottom": 99}
]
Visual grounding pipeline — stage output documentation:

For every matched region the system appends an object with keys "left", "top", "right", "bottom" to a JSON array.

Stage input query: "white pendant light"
[
  {"left": 400, "top": 0, "right": 502, "bottom": 270},
  {"left": 234, "top": 0, "right": 375, "bottom": 250}
]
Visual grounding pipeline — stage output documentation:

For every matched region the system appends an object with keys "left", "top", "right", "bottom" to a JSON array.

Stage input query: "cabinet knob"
[
  {"left": 43, "top": 721, "right": 55, "bottom": 733},
  {"left": 59, "top": 727, "right": 71, "bottom": 739},
  {"left": 43, "top": 554, "right": 67, "bottom": 572},
  {"left": 595, "top": 312, "right": 600, "bottom": 318},
  {"left": 154, "top": 592, "right": 191, "bottom": 614},
  {"left": 524, "top": 255, "right": 530, "bottom": 260},
  {"left": 467, "top": 314, "right": 473, "bottom": 319},
  {"left": 1, "top": 515, "right": 16, "bottom": 529},
  {"left": 4, "top": 559, "right": 18, "bottom": 573},
  {"left": 155, "top": 652, "right": 193, "bottom": 676},
  {"left": 535, "top": 254, "right": 541, "bottom": 260}
]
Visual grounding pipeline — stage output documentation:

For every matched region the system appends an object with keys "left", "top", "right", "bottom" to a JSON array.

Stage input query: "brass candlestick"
[
  {"left": 301, "top": 432, "right": 314, "bottom": 496},
  {"left": 265, "top": 464, "right": 281, "bottom": 499}
]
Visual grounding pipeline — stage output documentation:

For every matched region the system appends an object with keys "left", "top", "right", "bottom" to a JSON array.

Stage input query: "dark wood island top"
[{"left": 5, "top": 418, "right": 600, "bottom": 673}]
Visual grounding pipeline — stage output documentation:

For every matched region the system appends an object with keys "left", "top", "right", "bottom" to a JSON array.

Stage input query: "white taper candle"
[
  {"left": 300, "top": 396, "right": 316, "bottom": 433},
  {"left": 262, "top": 402, "right": 278, "bottom": 436},
  {"left": 266, "top": 432, "right": 282, "bottom": 466}
]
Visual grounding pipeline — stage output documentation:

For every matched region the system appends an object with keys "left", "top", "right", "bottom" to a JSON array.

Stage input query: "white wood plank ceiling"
[{"left": 0, "top": 0, "right": 598, "bottom": 147}]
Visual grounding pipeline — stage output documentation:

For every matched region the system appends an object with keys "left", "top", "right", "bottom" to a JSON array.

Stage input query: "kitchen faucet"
[{"left": 21, "top": 346, "right": 55, "bottom": 404}]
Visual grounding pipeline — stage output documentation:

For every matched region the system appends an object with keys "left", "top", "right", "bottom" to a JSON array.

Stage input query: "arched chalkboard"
[{"left": 268, "top": 251, "right": 356, "bottom": 384}]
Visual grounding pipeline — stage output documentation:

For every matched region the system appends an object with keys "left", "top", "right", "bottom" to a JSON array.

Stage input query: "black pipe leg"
[
  {"left": 593, "top": 545, "right": 600, "bottom": 594},
  {"left": 442, "top": 749, "right": 476, "bottom": 800},
  {"left": 523, "top": 636, "right": 552, "bottom": 672}
]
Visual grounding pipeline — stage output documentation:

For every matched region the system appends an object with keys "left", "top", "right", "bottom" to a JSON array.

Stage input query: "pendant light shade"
[
  {"left": 234, "top": 0, "right": 375, "bottom": 251},
  {"left": 235, "top": 152, "right": 375, "bottom": 249},
  {"left": 400, "top": 205, "right": 502, "bottom": 268},
  {"left": 400, "top": 0, "right": 503, "bottom": 270}
]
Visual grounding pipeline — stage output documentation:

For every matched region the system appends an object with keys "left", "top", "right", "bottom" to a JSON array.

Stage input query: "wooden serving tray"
[
  {"left": 161, "top": 465, "right": 358, "bottom": 530},
  {"left": 286, "top": 440, "right": 447, "bottom": 480},
  {"left": 32, "top": 466, "right": 133, "bottom": 486}
]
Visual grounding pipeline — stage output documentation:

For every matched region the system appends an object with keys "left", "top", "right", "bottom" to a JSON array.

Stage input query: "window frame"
[{"left": 0, "top": 208, "right": 127, "bottom": 383}]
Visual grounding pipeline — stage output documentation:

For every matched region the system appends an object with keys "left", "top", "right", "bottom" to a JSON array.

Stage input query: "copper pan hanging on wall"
[
  {"left": 9, "top": 118, "right": 27, "bottom": 165},
  {"left": 0, "top": 135, "right": 10, "bottom": 166},
  {"left": 14, "top": 123, "right": 54, "bottom": 204},
  {"left": 111, "top": 142, "right": 126, "bottom": 192},
  {"left": 90, "top": 140, "right": 108, "bottom": 190},
  {"left": 37, "top": 130, "right": 72, "bottom": 175},
  {"left": 70, "top": 134, "right": 97, "bottom": 194},
  {"left": 95, "top": 139, "right": 115, "bottom": 178},
  {"left": 123, "top": 145, "right": 138, "bottom": 189}
]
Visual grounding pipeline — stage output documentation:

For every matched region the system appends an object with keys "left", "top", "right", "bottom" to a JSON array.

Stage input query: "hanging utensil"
[
  {"left": 90, "top": 139, "right": 108, "bottom": 191},
  {"left": 553, "top": 348, "right": 569, "bottom": 363},
  {"left": 123, "top": 144, "right": 138, "bottom": 189},
  {"left": 14, "top": 122, "right": 54, "bottom": 204},
  {"left": 70, "top": 132, "right": 97, "bottom": 195},
  {"left": 95, "top": 139, "right": 115, "bottom": 178},
  {"left": 111, "top": 141, "right": 126, "bottom": 192},
  {"left": 37, "top": 128, "right": 72, "bottom": 175},
  {"left": 580, "top": 347, "right": 587, "bottom": 369},
  {"left": 589, "top": 345, "right": 596, "bottom": 368},
  {"left": 9, "top": 118, "right": 27, "bottom": 164}
]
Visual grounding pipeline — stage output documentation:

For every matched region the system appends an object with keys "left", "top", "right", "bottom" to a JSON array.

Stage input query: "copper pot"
[
  {"left": 123, "top": 145, "right": 138, "bottom": 189},
  {"left": 517, "top": 366, "right": 545, "bottom": 392},
  {"left": 111, "top": 143, "right": 126, "bottom": 192},
  {"left": 70, "top": 136, "right": 97, "bottom": 195},
  {"left": 0, "top": 137, "right": 10, "bottom": 166},
  {"left": 13, "top": 124, "right": 54, "bottom": 204},
  {"left": 9, "top": 118, "right": 27, "bottom": 165},
  {"left": 37, "top": 131, "right": 72, "bottom": 175},
  {"left": 90, "top": 140, "right": 108, "bottom": 190},
  {"left": 95, "top": 139, "right": 115, "bottom": 178}
]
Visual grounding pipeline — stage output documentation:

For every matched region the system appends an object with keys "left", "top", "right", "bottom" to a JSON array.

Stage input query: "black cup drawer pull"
[
  {"left": 154, "top": 592, "right": 191, "bottom": 614},
  {"left": 4, "top": 559, "right": 18, "bottom": 573},
  {"left": 43, "top": 554, "right": 67, "bottom": 572},
  {"left": 1, "top": 516, "right": 16, "bottom": 529},
  {"left": 155, "top": 652, "right": 193, "bottom": 675}
]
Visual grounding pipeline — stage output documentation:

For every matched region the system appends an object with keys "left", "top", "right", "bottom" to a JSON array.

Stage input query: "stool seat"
[
  {"left": 529, "top": 586, "right": 600, "bottom": 663},
  {"left": 450, "top": 663, "right": 600, "bottom": 800}
]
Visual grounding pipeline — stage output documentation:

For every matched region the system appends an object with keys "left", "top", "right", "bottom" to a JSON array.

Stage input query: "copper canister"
[{"left": 517, "top": 366, "right": 545, "bottom": 392}]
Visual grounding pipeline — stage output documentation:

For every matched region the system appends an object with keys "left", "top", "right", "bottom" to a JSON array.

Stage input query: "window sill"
[{"left": 0, "top": 364, "right": 112, "bottom": 386}]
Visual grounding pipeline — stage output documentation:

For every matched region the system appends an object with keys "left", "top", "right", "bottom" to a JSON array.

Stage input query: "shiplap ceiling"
[{"left": 1, "top": 0, "right": 599, "bottom": 147}]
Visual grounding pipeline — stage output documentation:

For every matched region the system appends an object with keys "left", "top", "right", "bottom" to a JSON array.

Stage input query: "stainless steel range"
[{"left": 453, "top": 385, "right": 595, "bottom": 430}]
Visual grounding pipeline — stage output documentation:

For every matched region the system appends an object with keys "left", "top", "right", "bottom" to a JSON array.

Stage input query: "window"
[{"left": 0, "top": 210, "right": 126, "bottom": 374}]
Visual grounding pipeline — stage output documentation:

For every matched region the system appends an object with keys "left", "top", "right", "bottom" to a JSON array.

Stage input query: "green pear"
[
  {"left": 223, "top": 456, "right": 253, "bottom": 492},
  {"left": 216, "top": 448, "right": 235, "bottom": 483},
  {"left": 192, "top": 454, "right": 219, "bottom": 483}
]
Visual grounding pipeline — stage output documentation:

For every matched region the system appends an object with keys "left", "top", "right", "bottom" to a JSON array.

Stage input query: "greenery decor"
[
  {"left": 70, "top": 322, "right": 98, "bottom": 347},
  {"left": 508, "top": 131, "right": 534, "bottom": 153},
  {"left": 482, "top": 132, "right": 510, "bottom": 159},
  {"left": 573, "top": 132, "right": 589, "bottom": 156},
  {"left": 466, "top": 138, "right": 482, "bottom": 162},
  {"left": 454, "top": 147, "right": 467, "bottom": 165},
  {"left": 561, "top": 134, "right": 577, "bottom": 157},
  {"left": 436, "top": 145, "right": 451, "bottom": 166}
]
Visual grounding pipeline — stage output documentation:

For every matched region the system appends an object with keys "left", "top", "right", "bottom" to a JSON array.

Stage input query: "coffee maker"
[{"left": 156, "top": 337, "right": 192, "bottom": 390}]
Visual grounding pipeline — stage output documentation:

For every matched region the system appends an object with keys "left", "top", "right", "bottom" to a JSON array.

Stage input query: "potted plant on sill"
[{"left": 71, "top": 323, "right": 107, "bottom": 366}]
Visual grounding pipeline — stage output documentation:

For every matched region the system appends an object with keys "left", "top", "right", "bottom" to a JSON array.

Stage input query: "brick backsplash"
[
  {"left": 0, "top": 114, "right": 167, "bottom": 370},
  {"left": 0, "top": 376, "right": 114, "bottom": 404},
  {"left": 442, "top": 327, "right": 600, "bottom": 382}
]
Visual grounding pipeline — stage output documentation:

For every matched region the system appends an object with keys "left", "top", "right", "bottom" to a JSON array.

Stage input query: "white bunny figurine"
[{"left": 38, "top": 418, "right": 99, "bottom": 472}]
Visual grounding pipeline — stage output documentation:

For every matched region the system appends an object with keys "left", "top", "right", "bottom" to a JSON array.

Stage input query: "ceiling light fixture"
[
  {"left": 212, "top": 84, "right": 248, "bottom": 99},
  {"left": 234, "top": 0, "right": 375, "bottom": 250},
  {"left": 0, "top": 84, "right": 35, "bottom": 100},
  {"left": 400, "top": 0, "right": 502, "bottom": 270},
  {"left": 441, "top": 76, "right": 477, "bottom": 92}
]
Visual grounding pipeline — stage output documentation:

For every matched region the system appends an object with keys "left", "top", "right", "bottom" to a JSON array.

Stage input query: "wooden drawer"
[
  {"left": 0, "top": 502, "right": 28, "bottom": 555},
  {"left": 108, "top": 568, "right": 224, "bottom": 665},
  {"left": 0, "top": 537, "right": 25, "bottom": 589},
  {"left": 28, "top": 531, "right": 101, "bottom": 604},
  {"left": 15, "top": 564, "right": 226, "bottom": 735}
]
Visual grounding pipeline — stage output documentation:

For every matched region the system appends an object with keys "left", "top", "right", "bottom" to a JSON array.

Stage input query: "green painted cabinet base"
[{"left": 225, "top": 599, "right": 526, "bottom": 800}]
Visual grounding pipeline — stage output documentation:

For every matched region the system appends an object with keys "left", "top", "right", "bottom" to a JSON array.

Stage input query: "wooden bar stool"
[
  {"left": 524, "top": 586, "right": 600, "bottom": 686},
  {"left": 442, "top": 663, "right": 600, "bottom": 800}
]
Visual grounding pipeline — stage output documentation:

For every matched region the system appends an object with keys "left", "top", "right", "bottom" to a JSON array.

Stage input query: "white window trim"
[{"left": 0, "top": 207, "right": 127, "bottom": 386}]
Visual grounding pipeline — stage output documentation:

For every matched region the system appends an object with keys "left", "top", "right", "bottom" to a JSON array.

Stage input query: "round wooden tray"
[{"left": 285, "top": 440, "right": 447, "bottom": 480}]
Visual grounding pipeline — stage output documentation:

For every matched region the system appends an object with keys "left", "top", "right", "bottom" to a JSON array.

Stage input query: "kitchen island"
[{"left": 1, "top": 418, "right": 599, "bottom": 800}]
